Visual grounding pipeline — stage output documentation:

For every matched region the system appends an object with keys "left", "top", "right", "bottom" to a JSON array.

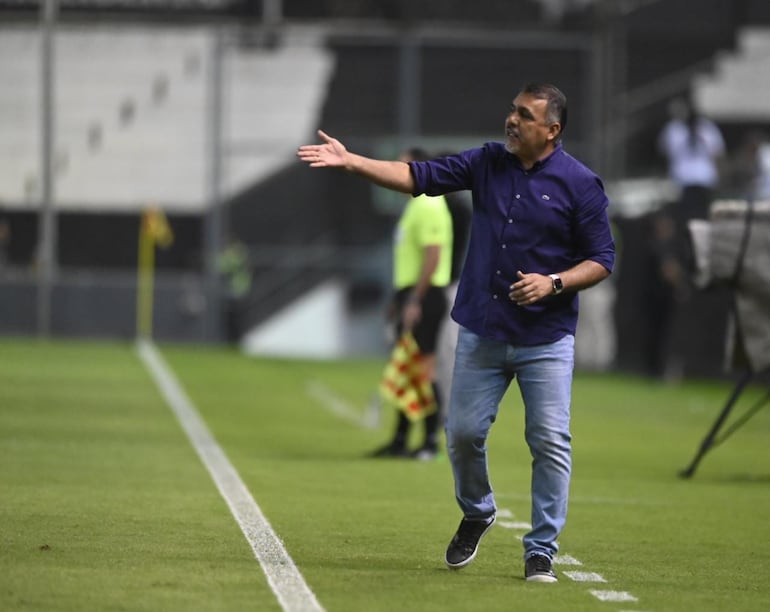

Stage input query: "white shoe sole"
[{"left": 526, "top": 573, "right": 558, "bottom": 583}]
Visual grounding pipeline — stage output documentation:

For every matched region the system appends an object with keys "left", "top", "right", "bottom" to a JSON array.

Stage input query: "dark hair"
[{"left": 520, "top": 82, "right": 568, "bottom": 135}]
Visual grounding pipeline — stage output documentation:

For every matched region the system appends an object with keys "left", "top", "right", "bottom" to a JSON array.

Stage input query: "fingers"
[
  {"left": 296, "top": 130, "right": 339, "bottom": 167},
  {"left": 509, "top": 271, "right": 527, "bottom": 293},
  {"left": 508, "top": 287, "right": 532, "bottom": 306},
  {"left": 296, "top": 149, "right": 320, "bottom": 165},
  {"left": 297, "top": 130, "right": 333, "bottom": 155},
  {"left": 296, "top": 142, "right": 324, "bottom": 166},
  {"left": 317, "top": 129, "right": 332, "bottom": 143},
  {"left": 296, "top": 145, "right": 316, "bottom": 157},
  {"left": 508, "top": 271, "right": 545, "bottom": 305}
]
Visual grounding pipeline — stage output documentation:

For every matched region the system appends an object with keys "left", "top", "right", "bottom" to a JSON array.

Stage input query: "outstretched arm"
[{"left": 297, "top": 130, "right": 416, "bottom": 194}]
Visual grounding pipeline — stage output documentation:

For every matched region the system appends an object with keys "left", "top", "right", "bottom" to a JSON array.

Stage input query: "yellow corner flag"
[
  {"left": 136, "top": 206, "right": 174, "bottom": 339},
  {"left": 143, "top": 206, "right": 174, "bottom": 248},
  {"left": 379, "top": 332, "right": 437, "bottom": 422}
]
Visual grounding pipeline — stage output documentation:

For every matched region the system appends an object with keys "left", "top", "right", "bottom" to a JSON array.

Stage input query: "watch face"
[{"left": 551, "top": 274, "right": 563, "bottom": 293}]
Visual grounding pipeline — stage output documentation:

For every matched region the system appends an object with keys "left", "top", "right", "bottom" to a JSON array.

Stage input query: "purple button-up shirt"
[{"left": 409, "top": 141, "right": 615, "bottom": 346}]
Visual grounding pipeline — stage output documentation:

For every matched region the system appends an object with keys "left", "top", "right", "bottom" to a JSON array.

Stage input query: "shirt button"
[
  {"left": 508, "top": 218, "right": 513, "bottom": 223},
  {"left": 501, "top": 244, "right": 506, "bottom": 249},
  {"left": 515, "top": 194, "right": 521, "bottom": 199},
  {"left": 496, "top": 270, "right": 501, "bottom": 275},
  {"left": 493, "top": 294, "right": 498, "bottom": 300}
]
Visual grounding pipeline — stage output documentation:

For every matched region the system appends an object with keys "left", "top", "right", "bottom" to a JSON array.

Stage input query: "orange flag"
[{"left": 379, "top": 332, "right": 437, "bottom": 422}]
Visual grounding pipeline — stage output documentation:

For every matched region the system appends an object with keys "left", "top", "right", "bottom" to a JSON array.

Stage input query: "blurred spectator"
[
  {"left": 370, "top": 147, "right": 453, "bottom": 461},
  {"left": 217, "top": 239, "right": 252, "bottom": 343},
  {"left": 658, "top": 95, "right": 726, "bottom": 222},
  {"left": 653, "top": 97, "right": 727, "bottom": 380},
  {"left": 644, "top": 210, "right": 690, "bottom": 379}
]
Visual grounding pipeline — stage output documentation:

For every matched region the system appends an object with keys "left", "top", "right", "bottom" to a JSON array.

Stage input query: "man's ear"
[{"left": 547, "top": 122, "right": 562, "bottom": 143}]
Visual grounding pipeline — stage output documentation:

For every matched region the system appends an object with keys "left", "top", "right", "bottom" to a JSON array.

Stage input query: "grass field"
[{"left": 2, "top": 338, "right": 769, "bottom": 612}]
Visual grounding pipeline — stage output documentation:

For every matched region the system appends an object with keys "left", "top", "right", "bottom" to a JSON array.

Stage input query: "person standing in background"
[
  {"left": 658, "top": 95, "right": 726, "bottom": 223},
  {"left": 217, "top": 238, "right": 252, "bottom": 344},
  {"left": 371, "top": 147, "right": 453, "bottom": 461},
  {"left": 656, "top": 96, "right": 726, "bottom": 380}
]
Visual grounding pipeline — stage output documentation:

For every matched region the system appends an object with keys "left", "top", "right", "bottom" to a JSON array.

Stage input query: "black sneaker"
[
  {"left": 525, "top": 554, "right": 557, "bottom": 583},
  {"left": 367, "top": 442, "right": 408, "bottom": 458},
  {"left": 444, "top": 515, "right": 495, "bottom": 569}
]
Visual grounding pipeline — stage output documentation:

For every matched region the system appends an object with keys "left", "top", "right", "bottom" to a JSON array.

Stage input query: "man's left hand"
[{"left": 508, "top": 270, "right": 552, "bottom": 306}]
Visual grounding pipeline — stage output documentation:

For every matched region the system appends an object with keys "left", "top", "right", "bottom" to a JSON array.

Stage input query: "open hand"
[{"left": 297, "top": 130, "right": 348, "bottom": 168}]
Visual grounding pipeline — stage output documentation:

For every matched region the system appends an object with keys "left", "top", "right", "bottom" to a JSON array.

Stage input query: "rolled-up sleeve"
[
  {"left": 574, "top": 176, "right": 615, "bottom": 273},
  {"left": 409, "top": 150, "right": 476, "bottom": 197}
]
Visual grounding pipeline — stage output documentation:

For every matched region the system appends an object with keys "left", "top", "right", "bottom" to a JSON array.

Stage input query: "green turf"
[{"left": 2, "top": 338, "right": 769, "bottom": 611}]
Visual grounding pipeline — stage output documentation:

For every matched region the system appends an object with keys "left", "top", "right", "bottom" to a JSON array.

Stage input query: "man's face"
[{"left": 504, "top": 92, "right": 560, "bottom": 166}]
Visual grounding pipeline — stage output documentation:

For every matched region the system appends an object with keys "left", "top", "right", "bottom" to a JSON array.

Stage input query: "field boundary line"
[
  {"left": 136, "top": 339, "right": 324, "bottom": 612},
  {"left": 305, "top": 379, "right": 379, "bottom": 429}
]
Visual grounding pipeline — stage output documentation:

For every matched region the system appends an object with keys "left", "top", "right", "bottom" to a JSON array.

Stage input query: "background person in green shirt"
[
  {"left": 371, "top": 147, "right": 454, "bottom": 460},
  {"left": 217, "top": 238, "right": 252, "bottom": 344}
]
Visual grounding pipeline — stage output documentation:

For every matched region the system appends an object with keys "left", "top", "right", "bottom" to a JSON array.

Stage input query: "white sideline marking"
[
  {"left": 589, "top": 590, "right": 639, "bottom": 603},
  {"left": 495, "top": 508, "right": 528, "bottom": 529},
  {"left": 305, "top": 380, "right": 378, "bottom": 429},
  {"left": 137, "top": 340, "right": 324, "bottom": 612},
  {"left": 553, "top": 554, "right": 583, "bottom": 566},
  {"left": 497, "top": 520, "right": 532, "bottom": 530},
  {"left": 563, "top": 571, "right": 607, "bottom": 583},
  {"left": 496, "top": 508, "right": 641, "bottom": 605}
]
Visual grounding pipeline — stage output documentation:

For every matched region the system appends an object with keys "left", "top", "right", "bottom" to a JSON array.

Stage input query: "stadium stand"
[
  {"left": 695, "top": 27, "right": 770, "bottom": 123},
  {"left": 0, "top": 23, "right": 333, "bottom": 211}
]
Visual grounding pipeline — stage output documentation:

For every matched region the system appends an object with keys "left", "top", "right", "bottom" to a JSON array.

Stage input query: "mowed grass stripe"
[
  {"left": 137, "top": 340, "right": 323, "bottom": 612},
  {"left": 0, "top": 340, "right": 281, "bottom": 612}
]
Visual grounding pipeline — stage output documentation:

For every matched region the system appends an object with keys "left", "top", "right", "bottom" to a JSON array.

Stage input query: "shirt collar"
[{"left": 508, "top": 142, "right": 563, "bottom": 172}]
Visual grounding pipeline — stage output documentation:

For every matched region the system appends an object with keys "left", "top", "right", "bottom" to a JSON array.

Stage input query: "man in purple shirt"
[{"left": 298, "top": 83, "right": 615, "bottom": 583}]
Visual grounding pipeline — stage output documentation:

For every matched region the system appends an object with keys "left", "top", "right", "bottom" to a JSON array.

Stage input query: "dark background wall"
[{"left": 3, "top": 0, "right": 770, "bottom": 374}]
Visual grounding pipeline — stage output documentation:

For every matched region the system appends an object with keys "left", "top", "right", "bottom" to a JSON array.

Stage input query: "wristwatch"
[{"left": 548, "top": 274, "right": 564, "bottom": 295}]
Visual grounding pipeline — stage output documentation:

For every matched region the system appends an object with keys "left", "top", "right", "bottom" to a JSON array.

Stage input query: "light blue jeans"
[{"left": 445, "top": 327, "right": 575, "bottom": 560}]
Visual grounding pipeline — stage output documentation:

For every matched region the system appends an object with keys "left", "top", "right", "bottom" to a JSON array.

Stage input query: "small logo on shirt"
[{"left": 541, "top": 194, "right": 550, "bottom": 200}]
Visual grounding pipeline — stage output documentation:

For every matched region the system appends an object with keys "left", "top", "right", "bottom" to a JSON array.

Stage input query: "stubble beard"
[{"left": 504, "top": 127, "right": 518, "bottom": 155}]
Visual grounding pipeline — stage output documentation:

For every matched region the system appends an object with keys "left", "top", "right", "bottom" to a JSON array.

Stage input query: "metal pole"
[
  {"left": 397, "top": 31, "right": 421, "bottom": 149},
  {"left": 589, "top": 9, "right": 608, "bottom": 175},
  {"left": 38, "top": 0, "right": 58, "bottom": 337},
  {"left": 204, "top": 28, "right": 225, "bottom": 341},
  {"left": 611, "top": 11, "right": 628, "bottom": 180}
]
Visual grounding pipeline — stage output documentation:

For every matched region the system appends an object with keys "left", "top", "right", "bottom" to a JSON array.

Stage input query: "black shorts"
[{"left": 394, "top": 285, "right": 448, "bottom": 354}]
